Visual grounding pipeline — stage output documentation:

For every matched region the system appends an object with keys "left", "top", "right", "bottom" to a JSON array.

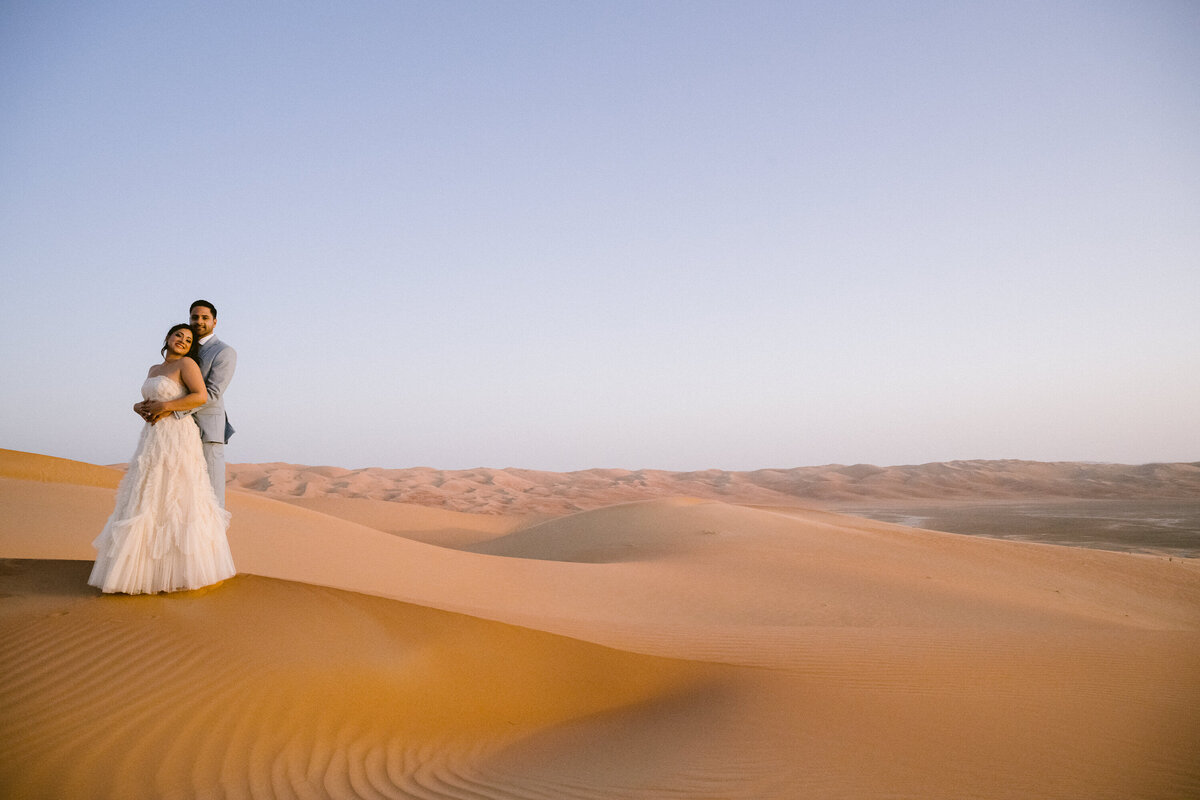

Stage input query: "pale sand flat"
[{"left": 2, "top": 449, "right": 1199, "bottom": 798}]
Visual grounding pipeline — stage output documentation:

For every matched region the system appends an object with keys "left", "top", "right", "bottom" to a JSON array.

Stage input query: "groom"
[{"left": 142, "top": 299, "right": 237, "bottom": 506}]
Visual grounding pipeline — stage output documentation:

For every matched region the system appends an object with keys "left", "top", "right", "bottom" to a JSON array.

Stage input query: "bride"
[{"left": 89, "top": 323, "right": 237, "bottom": 594}]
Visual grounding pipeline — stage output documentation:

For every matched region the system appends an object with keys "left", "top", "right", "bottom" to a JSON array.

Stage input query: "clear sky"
[{"left": 2, "top": 1, "right": 1198, "bottom": 471}]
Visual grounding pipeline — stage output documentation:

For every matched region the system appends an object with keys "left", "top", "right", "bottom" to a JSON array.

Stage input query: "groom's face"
[{"left": 190, "top": 306, "right": 216, "bottom": 339}]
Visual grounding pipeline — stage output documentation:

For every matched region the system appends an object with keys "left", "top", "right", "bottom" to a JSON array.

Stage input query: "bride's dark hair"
[{"left": 161, "top": 323, "right": 201, "bottom": 363}]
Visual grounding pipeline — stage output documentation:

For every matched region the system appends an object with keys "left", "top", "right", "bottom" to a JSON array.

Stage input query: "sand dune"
[
  {"left": 1, "top": 448, "right": 122, "bottom": 488},
  {"left": 3, "top": 448, "right": 1200, "bottom": 798},
  {"left": 227, "top": 458, "right": 1200, "bottom": 514},
  {"left": 278, "top": 495, "right": 536, "bottom": 548}
]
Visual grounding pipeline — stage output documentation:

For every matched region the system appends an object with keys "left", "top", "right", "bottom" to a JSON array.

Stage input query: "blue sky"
[{"left": 2, "top": 1, "right": 1197, "bottom": 471}]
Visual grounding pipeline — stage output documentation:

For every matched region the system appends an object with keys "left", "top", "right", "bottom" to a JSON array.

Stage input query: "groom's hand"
[
  {"left": 142, "top": 401, "right": 169, "bottom": 425},
  {"left": 134, "top": 400, "right": 169, "bottom": 424}
]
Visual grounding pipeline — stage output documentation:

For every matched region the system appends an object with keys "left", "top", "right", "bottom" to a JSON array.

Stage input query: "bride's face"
[{"left": 167, "top": 329, "right": 193, "bottom": 356}]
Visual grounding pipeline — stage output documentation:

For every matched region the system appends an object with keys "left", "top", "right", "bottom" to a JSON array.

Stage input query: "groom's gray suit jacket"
[{"left": 190, "top": 336, "right": 237, "bottom": 444}]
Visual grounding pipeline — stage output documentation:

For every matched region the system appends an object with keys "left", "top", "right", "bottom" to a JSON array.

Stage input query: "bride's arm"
[{"left": 144, "top": 360, "right": 209, "bottom": 417}]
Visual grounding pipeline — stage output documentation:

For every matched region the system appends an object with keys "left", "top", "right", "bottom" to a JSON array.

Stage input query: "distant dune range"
[
  {"left": 225, "top": 459, "right": 1200, "bottom": 515},
  {"left": 3, "top": 448, "right": 1199, "bottom": 798},
  {"left": 224, "top": 459, "right": 1200, "bottom": 558}
]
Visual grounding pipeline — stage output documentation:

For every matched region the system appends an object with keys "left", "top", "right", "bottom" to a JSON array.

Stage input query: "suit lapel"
[{"left": 199, "top": 337, "right": 219, "bottom": 375}]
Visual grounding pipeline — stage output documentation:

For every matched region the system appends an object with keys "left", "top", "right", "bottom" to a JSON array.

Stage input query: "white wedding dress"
[{"left": 89, "top": 375, "right": 236, "bottom": 594}]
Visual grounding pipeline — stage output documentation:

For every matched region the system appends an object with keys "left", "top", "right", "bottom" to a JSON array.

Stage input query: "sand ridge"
[
  {"left": 0, "top": 449, "right": 122, "bottom": 489},
  {"left": 226, "top": 458, "right": 1200, "bottom": 514},
  {"left": 3, "top": 448, "right": 1200, "bottom": 798},
  {"left": 277, "top": 494, "right": 538, "bottom": 548}
]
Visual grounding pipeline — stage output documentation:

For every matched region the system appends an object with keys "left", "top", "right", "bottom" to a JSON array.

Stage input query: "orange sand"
[{"left": 2, "top": 448, "right": 1198, "bottom": 798}]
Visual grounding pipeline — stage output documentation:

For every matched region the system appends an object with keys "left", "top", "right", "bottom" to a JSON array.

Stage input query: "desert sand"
[
  {"left": 3, "top": 447, "right": 1199, "bottom": 799},
  {"left": 226, "top": 459, "right": 1200, "bottom": 514}
]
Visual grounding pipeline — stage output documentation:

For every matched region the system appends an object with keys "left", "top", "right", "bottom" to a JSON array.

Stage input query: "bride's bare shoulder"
[
  {"left": 178, "top": 357, "right": 205, "bottom": 390},
  {"left": 179, "top": 357, "right": 202, "bottom": 377}
]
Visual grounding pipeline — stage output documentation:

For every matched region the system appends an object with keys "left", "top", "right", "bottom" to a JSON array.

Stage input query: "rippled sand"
[{"left": 3, "top": 449, "right": 1199, "bottom": 798}]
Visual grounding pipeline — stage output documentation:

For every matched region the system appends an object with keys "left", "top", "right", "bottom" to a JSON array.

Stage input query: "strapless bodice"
[{"left": 141, "top": 374, "right": 188, "bottom": 402}]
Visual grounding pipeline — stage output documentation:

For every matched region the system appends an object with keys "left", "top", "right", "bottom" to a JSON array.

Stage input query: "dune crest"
[{"left": 0, "top": 448, "right": 122, "bottom": 488}]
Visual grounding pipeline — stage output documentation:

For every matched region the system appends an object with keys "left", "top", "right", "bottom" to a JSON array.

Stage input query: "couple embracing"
[{"left": 88, "top": 300, "right": 238, "bottom": 595}]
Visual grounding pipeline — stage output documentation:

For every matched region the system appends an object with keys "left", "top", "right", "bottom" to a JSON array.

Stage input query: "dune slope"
[
  {"left": 2, "top": 449, "right": 1199, "bottom": 799},
  {"left": 0, "top": 561, "right": 732, "bottom": 799}
]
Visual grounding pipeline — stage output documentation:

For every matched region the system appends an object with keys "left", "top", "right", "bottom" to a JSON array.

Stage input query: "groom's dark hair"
[{"left": 190, "top": 299, "right": 217, "bottom": 318}]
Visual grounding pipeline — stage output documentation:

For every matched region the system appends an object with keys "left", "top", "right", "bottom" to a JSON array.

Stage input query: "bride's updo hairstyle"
[{"left": 161, "top": 323, "right": 201, "bottom": 363}]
